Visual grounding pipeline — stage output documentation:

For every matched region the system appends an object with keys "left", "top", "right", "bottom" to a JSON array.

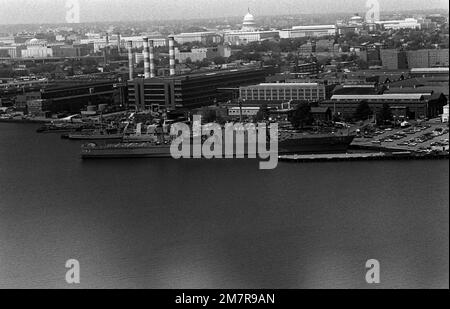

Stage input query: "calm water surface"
[{"left": 0, "top": 123, "right": 448, "bottom": 288}]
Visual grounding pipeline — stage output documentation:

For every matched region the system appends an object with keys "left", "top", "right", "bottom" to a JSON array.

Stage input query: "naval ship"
[{"left": 81, "top": 130, "right": 355, "bottom": 159}]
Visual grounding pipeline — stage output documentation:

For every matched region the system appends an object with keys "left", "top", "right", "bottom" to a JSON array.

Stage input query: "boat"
[
  {"left": 67, "top": 128, "right": 123, "bottom": 141},
  {"left": 36, "top": 123, "right": 90, "bottom": 133},
  {"left": 82, "top": 142, "right": 172, "bottom": 158},
  {"left": 122, "top": 134, "right": 159, "bottom": 143},
  {"left": 81, "top": 130, "right": 355, "bottom": 159}
]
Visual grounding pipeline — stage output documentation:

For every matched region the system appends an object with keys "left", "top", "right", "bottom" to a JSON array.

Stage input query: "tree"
[
  {"left": 354, "top": 100, "right": 373, "bottom": 121},
  {"left": 290, "top": 103, "right": 313, "bottom": 129},
  {"left": 202, "top": 109, "right": 217, "bottom": 123},
  {"left": 377, "top": 103, "right": 393, "bottom": 124},
  {"left": 213, "top": 56, "right": 226, "bottom": 65}
]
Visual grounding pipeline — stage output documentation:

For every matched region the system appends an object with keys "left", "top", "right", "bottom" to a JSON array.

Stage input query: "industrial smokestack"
[
  {"left": 142, "top": 37, "right": 151, "bottom": 79},
  {"left": 149, "top": 39, "right": 156, "bottom": 78},
  {"left": 127, "top": 40, "right": 134, "bottom": 81},
  {"left": 117, "top": 33, "right": 121, "bottom": 51},
  {"left": 104, "top": 33, "right": 110, "bottom": 65},
  {"left": 168, "top": 36, "right": 176, "bottom": 76}
]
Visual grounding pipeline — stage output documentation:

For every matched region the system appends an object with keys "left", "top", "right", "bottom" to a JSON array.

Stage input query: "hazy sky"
[{"left": 0, "top": 0, "right": 448, "bottom": 24}]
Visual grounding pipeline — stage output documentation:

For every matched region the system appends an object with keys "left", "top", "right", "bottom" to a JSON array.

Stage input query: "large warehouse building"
[
  {"left": 239, "top": 83, "right": 326, "bottom": 104},
  {"left": 321, "top": 93, "right": 447, "bottom": 119},
  {"left": 128, "top": 68, "right": 269, "bottom": 110}
]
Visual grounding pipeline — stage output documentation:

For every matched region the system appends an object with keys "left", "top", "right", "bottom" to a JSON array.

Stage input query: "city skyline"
[{"left": 0, "top": 0, "right": 448, "bottom": 25}]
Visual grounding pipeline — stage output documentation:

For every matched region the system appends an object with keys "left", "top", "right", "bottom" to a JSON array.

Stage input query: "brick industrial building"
[
  {"left": 239, "top": 83, "right": 326, "bottom": 104},
  {"left": 128, "top": 68, "right": 269, "bottom": 110},
  {"left": 321, "top": 93, "right": 447, "bottom": 119}
]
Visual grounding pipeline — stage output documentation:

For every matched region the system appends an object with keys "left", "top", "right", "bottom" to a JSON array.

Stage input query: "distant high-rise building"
[
  {"left": 428, "top": 49, "right": 449, "bottom": 67},
  {"left": 407, "top": 49, "right": 449, "bottom": 68},
  {"left": 380, "top": 49, "right": 408, "bottom": 70},
  {"left": 407, "top": 50, "right": 431, "bottom": 68}
]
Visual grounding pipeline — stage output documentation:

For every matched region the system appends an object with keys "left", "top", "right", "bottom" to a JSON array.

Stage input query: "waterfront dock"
[{"left": 279, "top": 152, "right": 449, "bottom": 163}]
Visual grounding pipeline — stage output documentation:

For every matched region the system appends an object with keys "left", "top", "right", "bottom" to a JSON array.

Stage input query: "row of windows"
[{"left": 331, "top": 99, "right": 423, "bottom": 102}]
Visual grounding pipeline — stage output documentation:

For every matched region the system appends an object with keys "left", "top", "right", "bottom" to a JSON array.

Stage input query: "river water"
[{"left": 0, "top": 123, "right": 448, "bottom": 288}]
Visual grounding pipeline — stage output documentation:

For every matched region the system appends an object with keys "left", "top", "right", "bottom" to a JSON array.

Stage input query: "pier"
[{"left": 279, "top": 152, "right": 449, "bottom": 163}]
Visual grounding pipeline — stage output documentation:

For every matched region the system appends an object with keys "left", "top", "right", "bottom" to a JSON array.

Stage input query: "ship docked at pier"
[{"left": 81, "top": 130, "right": 355, "bottom": 159}]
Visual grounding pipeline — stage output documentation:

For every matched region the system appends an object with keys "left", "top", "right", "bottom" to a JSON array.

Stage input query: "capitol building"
[
  {"left": 241, "top": 10, "right": 257, "bottom": 31},
  {"left": 224, "top": 9, "right": 278, "bottom": 45},
  {"left": 21, "top": 38, "right": 53, "bottom": 58}
]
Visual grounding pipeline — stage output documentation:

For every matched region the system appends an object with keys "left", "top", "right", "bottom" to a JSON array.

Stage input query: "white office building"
[
  {"left": 377, "top": 18, "right": 421, "bottom": 30},
  {"left": 279, "top": 25, "right": 337, "bottom": 39}
]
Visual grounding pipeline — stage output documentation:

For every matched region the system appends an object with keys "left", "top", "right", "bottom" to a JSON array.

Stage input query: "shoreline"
[
  {"left": 279, "top": 152, "right": 449, "bottom": 163},
  {"left": 0, "top": 118, "right": 52, "bottom": 124}
]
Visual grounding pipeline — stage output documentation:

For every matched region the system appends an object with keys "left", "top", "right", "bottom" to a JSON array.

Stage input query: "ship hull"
[
  {"left": 69, "top": 134, "right": 123, "bottom": 141},
  {"left": 81, "top": 135, "right": 355, "bottom": 159}
]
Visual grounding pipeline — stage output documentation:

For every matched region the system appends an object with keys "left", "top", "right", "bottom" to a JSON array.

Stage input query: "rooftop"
[
  {"left": 292, "top": 25, "right": 336, "bottom": 30},
  {"left": 410, "top": 67, "right": 449, "bottom": 73},
  {"left": 331, "top": 94, "right": 425, "bottom": 100},
  {"left": 149, "top": 67, "right": 266, "bottom": 81},
  {"left": 243, "top": 83, "right": 320, "bottom": 87},
  {"left": 387, "top": 86, "right": 449, "bottom": 96}
]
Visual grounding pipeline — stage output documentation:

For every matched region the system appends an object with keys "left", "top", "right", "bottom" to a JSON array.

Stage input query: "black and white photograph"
[{"left": 0, "top": 0, "right": 448, "bottom": 294}]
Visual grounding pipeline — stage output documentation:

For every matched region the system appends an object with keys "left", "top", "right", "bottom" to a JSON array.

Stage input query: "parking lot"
[{"left": 353, "top": 120, "right": 449, "bottom": 153}]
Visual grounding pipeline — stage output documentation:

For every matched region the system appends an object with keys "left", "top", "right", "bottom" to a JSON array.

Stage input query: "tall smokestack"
[
  {"left": 168, "top": 36, "right": 176, "bottom": 76},
  {"left": 127, "top": 40, "right": 134, "bottom": 81},
  {"left": 142, "top": 37, "right": 151, "bottom": 79},
  {"left": 149, "top": 39, "right": 156, "bottom": 78},
  {"left": 104, "top": 33, "right": 110, "bottom": 65}
]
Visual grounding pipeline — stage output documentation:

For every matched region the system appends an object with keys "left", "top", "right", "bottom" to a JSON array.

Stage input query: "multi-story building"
[
  {"left": 377, "top": 18, "right": 422, "bottom": 30},
  {"left": 239, "top": 83, "right": 326, "bottom": 104},
  {"left": 442, "top": 104, "right": 449, "bottom": 123},
  {"left": 322, "top": 93, "right": 446, "bottom": 119},
  {"left": 279, "top": 25, "right": 337, "bottom": 38},
  {"left": 407, "top": 49, "right": 449, "bottom": 68},
  {"left": 16, "top": 92, "right": 42, "bottom": 109},
  {"left": 51, "top": 44, "right": 92, "bottom": 58},
  {"left": 380, "top": 49, "right": 408, "bottom": 70},
  {"left": 21, "top": 38, "right": 53, "bottom": 58},
  {"left": 0, "top": 36, "right": 15, "bottom": 45},
  {"left": 428, "top": 49, "right": 449, "bottom": 67},
  {"left": 296, "top": 63, "right": 320, "bottom": 75},
  {"left": 175, "top": 45, "right": 232, "bottom": 63},
  {"left": 120, "top": 36, "right": 167, "bottom": 49},
  {"left": 173, "top": 32, "right": 222, "bottom": 45},
  {"left": 13, "top": 81, "right": 125, "bottom": 113},
  {"left": 0, "top": 46, "right": 19, "bottom": 58},
  {"left": 223, "top": 30, "right": 279, "bottom": 45},
  {"left": 407, "top": 49, "right": 431, "bottom": 68},
  {"left": 128, "top": 68, "right": 268, "bottom": 110}
]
